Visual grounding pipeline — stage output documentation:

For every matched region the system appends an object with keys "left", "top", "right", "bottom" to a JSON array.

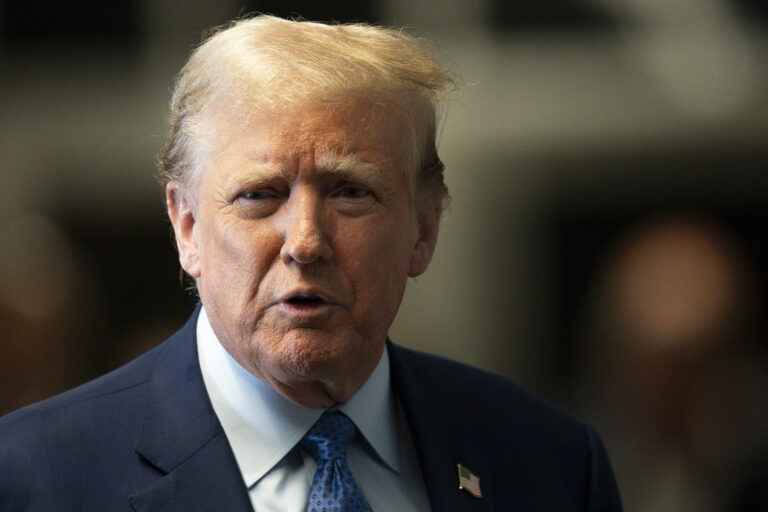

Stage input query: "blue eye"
[
  {"left": 339, "top": 187, "right": 370, "bottom": 199},
  {"left": 242, "top": 190, "right": 272, "bottom": 200}
]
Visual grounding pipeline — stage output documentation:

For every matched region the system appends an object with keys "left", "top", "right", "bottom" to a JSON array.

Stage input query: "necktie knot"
[
  {"left": 301, "top": 411, "right": 356, "bottom": 462},
  {"left": 300, "top": 410, "right": 373, "bottom": 511}
]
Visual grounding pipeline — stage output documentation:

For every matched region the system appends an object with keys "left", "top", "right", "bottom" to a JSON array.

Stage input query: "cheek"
[
  {"left": 342, "top": 218, "right": 415, "bottom": 306},
  {"left": 199, "top": 218, "right": 280, "bottom": 297}
]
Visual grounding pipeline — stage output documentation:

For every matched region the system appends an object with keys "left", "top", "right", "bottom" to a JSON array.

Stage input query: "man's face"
[{"left": 167, "top": 104, "right": 439, "bottom": 408}]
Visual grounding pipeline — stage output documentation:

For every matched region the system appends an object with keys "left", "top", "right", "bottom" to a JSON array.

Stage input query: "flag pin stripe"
[{"left": 457, "top": 463, "right": 483, "bottom": 499}]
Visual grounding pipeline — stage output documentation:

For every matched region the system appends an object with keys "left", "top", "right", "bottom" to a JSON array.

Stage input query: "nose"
[{"left": 279, "top": 190, "right": 333, "bottom": 265}]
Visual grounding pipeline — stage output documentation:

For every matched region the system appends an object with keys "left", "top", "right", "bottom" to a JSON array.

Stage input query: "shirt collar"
[
  {"left": 196, "top": 307, "right": 400, "bottom": 488},
  {"left": 337, "top": 342, "right": 400, "bottom": 474}
]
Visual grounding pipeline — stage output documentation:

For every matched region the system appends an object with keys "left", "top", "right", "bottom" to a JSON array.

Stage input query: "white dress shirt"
[{"left": 196, "top": 307, "right": 431, "bottom": 511}]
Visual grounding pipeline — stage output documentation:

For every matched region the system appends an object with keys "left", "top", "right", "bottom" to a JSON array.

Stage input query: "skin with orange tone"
[{"left": 166, "top": 103, "right": 440, "bottom": 408}]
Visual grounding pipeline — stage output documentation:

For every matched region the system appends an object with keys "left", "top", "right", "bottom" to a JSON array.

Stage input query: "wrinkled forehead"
[
  {"left": 184, "top": 100, "right": 416, "bottom": 195},
  {"left": 194, "top": 100, "right": 412, "bottom": 172}
]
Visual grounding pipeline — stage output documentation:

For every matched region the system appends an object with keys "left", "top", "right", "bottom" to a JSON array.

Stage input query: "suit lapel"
[
  {"left": 130, "top": 309, "right": 253, "bottom": 512},
  {"left": 388, "top": 342, "right": 498, "bottom": 511},
  {"left": 127, "top": 316, "right": 506, "bottom": 511}
]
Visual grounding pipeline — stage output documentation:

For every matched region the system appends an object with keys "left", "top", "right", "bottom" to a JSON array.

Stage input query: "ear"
[
  {"left": 166, "top": 182, "right": 201, "bottom": 279},
  {"left": 408, "top": 198, "right": 442, "bottom": 277}
]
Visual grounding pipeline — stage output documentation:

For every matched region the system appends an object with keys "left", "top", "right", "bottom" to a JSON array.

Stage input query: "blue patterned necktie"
[{"left": 301, "top": 411, "right": 373, "bottom": 512}]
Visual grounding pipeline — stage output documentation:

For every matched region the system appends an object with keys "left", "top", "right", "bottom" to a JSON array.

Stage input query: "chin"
[
  {"left": 255, "top": 330, "right": 340, "bottom": 376},
  {"left": 262, "top": 351, "right": 361, "bottom": 407},
  {"left": 248, "top": 328, "right": 383, "bottom": 399}
]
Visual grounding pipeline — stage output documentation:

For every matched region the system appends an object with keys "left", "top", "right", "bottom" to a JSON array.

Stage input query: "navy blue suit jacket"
[{"left": 0, "top": 311, "right": 622, "bottom": 511}]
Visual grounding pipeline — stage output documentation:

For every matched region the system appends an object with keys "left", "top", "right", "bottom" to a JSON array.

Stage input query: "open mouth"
[
  {"left": 283, "top": 294, "right": 328, "bottom": 310},
  {"left": 287, "top": 296, "right": 324, "bottom": 305},
  {"left": 279, "top": 289, "right": 335, "bottom": 312}
]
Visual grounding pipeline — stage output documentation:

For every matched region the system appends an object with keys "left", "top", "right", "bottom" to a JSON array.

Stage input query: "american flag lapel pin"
[{"left": 457, "top": 463, "right": 483, "bottom": 499}]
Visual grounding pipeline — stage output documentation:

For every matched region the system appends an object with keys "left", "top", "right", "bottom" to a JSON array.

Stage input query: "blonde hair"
[{"left": 159, "top": 15, "right": 454, "bottom": 200}]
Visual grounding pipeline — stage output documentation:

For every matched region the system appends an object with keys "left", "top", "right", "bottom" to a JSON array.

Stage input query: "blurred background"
[{"left": 1, "top": 0, "right": 767, "bottom": 509}]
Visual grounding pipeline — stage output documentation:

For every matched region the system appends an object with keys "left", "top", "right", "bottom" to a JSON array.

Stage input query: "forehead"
[
  {"left": 203, "top": 102, "right": 407, "bottom": 165},
  {"left": 186, "top": 102, "right": 418, "bottom": 204}
]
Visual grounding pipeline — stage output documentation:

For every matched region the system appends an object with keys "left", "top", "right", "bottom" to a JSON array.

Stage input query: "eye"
[
  {"left": 330, "top": 184, "right": 376, "bottom": 216},
  {"left": 241, "top": 190, "right": 274, "bottom": 201},
  {"left": 336, "top": 186, "right": 371, "bottom": 199},
  {"left": 233, "top": 188, "right": 283, "bottom": 218}
]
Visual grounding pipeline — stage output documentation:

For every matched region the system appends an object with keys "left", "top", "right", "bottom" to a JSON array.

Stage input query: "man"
[{"left": 0, "top": 16, "right": 622, "bottom": 511}]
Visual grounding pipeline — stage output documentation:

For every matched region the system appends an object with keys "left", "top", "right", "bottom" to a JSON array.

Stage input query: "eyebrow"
[
  {"left": 226, "top": 162, "right": 289, "bottom": 187},
  {"left": 315, "top": 149, "right": 391, "bottom": 186},
  {"left": 232, "top": 148, "right": 394, "bottom": 189}
]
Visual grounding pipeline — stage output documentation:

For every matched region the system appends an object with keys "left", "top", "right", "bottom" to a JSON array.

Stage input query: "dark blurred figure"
[
  {"left": 0, "top": 214, "right": 95, "bottom": 414},
  {"left": 573, "top": 212, "right": 768, "bottom": 512}
]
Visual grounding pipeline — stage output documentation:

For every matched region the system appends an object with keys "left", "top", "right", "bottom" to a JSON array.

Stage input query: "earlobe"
[
  {"left": 408, "top": 241, "right": 431, "bottom": 277},
  {"left": 166, "top": 183, "right": 201, "bottom": 278},
  {"left": 408, "top": 204, "right": 441, "bottom": 278}
]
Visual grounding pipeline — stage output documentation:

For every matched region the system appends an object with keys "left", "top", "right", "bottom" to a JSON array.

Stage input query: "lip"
[
  {"left": 276, "top": 288, "right": 341, "bottom": 313},
  {"left": 278, "top": 288, "right": 336, "bottom": 303}
]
